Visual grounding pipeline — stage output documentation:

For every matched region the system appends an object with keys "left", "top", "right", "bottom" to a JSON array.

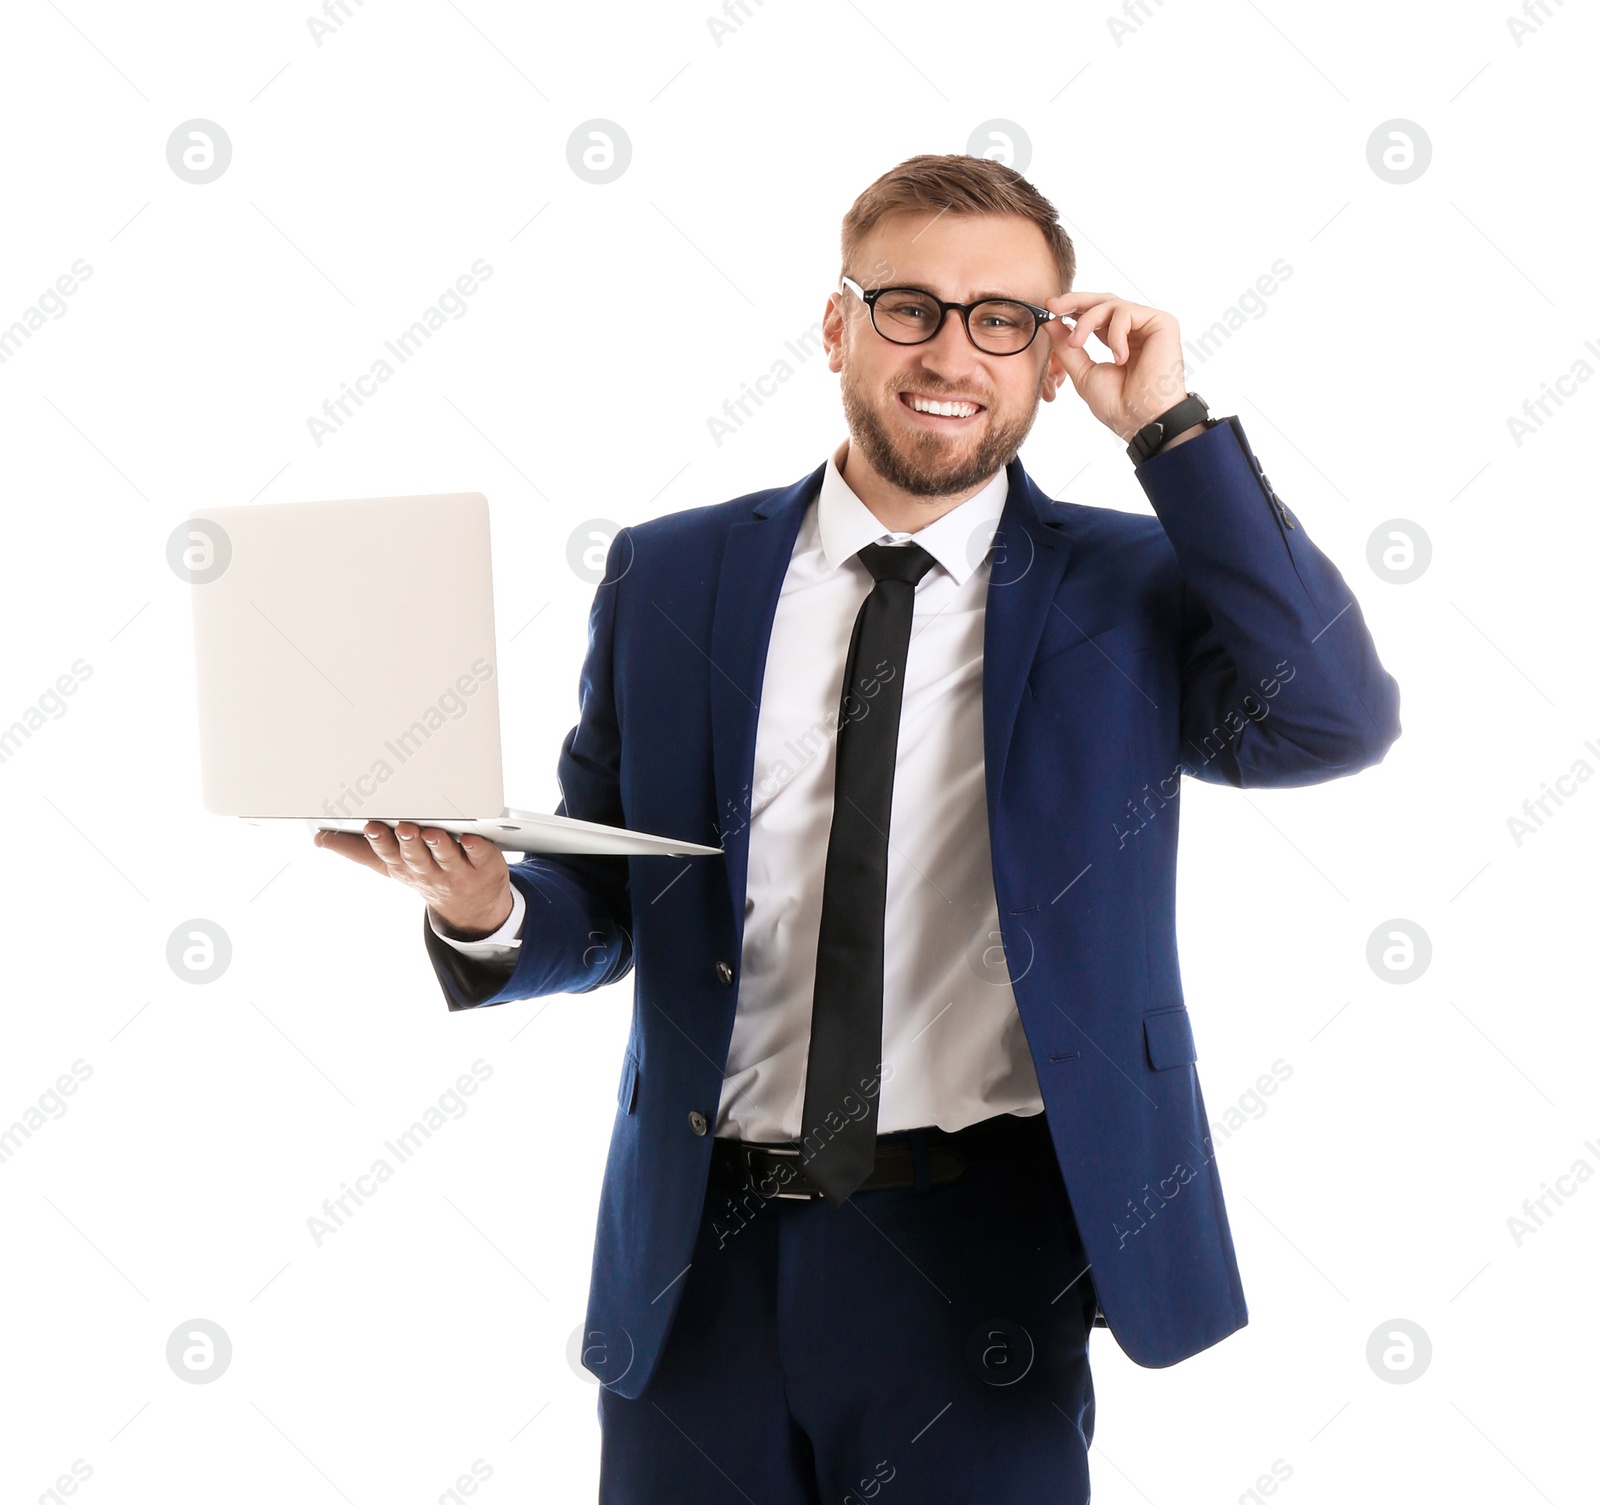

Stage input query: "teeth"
[{"left": 908, "top": 395, "right": 979, "bottom": 418}]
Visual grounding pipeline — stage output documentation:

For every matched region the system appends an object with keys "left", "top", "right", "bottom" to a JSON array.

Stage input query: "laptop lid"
[{"left": 187, "top": 492, "right": 505, "bottom": 821}]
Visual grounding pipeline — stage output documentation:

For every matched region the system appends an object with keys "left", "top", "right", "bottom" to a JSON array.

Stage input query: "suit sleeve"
[
  {"left": 427, "top": 530, "right": 636, "bottom": 1011},
  {"left": 1134, "top": 415, "right": 1402, "bottom": 788}
]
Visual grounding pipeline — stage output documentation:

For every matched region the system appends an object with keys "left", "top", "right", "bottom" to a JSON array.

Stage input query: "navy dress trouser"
[{"left": 597, "top": 1110, "right": 1098, "bottom": 1503}]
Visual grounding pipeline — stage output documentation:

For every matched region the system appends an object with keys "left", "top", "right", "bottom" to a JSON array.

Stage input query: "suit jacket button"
[
  {"left": 715, "top": 960, "right": 734, "bottom": 986},
  {"left": 687, "top": 1110, "right": 708, "bottom": 1136}
]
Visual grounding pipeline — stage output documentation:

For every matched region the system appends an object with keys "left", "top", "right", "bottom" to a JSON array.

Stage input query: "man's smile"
[{"left": 896, "top": 389, "right": 986, "bottom": 424}]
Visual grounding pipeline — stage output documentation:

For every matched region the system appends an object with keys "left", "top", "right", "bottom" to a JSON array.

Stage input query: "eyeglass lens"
[{"left": 871, "top": 289, "right": 1038, "bottom": 354}]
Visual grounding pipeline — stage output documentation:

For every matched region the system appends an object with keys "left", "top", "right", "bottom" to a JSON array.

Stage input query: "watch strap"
[{"left": 1126, "top": 392, "right": 1211, "bottom": 465}]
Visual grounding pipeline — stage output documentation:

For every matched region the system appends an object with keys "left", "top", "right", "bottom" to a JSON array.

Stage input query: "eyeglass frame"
[{"left": 839, "top": 273, "right": 1068, "bottom": 357}]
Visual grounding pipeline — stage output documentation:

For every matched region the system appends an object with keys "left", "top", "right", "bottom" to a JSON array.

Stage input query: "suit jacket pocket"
[
  {"left": 1143, "top": 1007, "right": 1198, "bottom": 1070},
  {"left": 617, "top": 1050, "right": 639, "bottom": 1114}
]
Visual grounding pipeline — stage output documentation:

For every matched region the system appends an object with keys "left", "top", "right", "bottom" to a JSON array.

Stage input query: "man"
[{"left": 317, "top": 154, "right": 1400, "bottom": 1502}]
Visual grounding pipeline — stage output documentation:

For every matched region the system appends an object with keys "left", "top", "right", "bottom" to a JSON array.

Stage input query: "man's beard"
[{"left": 840, "top": 367, "right": 1041, "bottom": 499}]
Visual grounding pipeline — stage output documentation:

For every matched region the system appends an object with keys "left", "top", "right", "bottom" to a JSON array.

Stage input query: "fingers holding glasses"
[
  {"left": 1046, "top": 295, "right": 1124, "bottom": 359},
  {"left": 1047, "top": 290, "right": 1119, "bottom": 318},
  {"left": 1105, "top": 306, "right": 1133, "bottom": 364}
]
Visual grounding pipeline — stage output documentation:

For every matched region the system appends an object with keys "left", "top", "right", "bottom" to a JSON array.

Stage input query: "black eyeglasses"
[{"left": 840, "top": 274, "right": 1063, "bottom": 356}]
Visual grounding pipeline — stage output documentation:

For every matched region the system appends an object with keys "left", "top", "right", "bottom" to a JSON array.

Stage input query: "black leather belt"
[{"left": 708, "top": 1110, "right": 1049, "bottom": 1202}]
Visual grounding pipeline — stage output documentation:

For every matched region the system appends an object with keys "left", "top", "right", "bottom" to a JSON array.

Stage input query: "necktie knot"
[{"left": 857, "top": 541, "right": 937, "bottom": 588}]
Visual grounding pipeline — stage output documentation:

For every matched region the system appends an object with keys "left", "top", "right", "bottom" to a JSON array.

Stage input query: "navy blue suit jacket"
[{"left": 425, "top": 416, "right": 1401, "bottom": 1397}]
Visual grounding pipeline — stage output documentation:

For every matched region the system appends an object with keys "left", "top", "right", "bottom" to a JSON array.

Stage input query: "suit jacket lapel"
[
  {"left": 707, "top": 455, "right": 1071, "bottom": 946},
  {"left": 982, "top": 457, "right": 1072, "bottom": 837},
  {"left": 708, "top": 463, "right": 823, "bottom": 945}
]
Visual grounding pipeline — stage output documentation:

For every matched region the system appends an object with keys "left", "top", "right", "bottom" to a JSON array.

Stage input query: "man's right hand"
[{"left": 313, "top": 821, "right": 515, "bottom": 940}]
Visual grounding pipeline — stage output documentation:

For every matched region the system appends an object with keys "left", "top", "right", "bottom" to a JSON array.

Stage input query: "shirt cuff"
[{"left": 427, "top": 883, "right": 525, "bottom": 960}]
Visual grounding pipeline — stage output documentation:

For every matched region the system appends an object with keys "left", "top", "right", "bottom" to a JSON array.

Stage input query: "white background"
[{"left": 1, "top": 0, "right": 1596, "bottom": 1501}]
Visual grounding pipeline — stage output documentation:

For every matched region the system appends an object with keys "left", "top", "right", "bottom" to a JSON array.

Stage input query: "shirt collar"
[{"left": 816, "top": 438, "right": 1010, "bottom": 587}]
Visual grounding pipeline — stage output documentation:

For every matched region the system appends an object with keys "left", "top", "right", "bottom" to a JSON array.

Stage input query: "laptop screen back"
[{"left": 186, "top": 492, "right": 504, "bottom": 820}]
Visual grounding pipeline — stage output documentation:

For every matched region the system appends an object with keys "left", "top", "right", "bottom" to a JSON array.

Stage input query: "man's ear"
[
  {"left": 823, "top": 293, "right": 846, "bottom": 374},
  {"left": 1040, "top": 284, "right": 1073, "bottom": 402},
  {"left": 1039, "top": 341, "right": 1068, "bottom": 403}
]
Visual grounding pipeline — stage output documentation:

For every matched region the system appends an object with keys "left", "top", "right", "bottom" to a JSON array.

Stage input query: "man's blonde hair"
[{"left": 840, "top": 153, "right": 1076, "bottom": 294}]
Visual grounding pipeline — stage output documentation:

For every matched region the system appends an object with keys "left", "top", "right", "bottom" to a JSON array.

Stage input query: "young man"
[{"left": 319, "top": 155, "right": 1400, "bottom": 1502}]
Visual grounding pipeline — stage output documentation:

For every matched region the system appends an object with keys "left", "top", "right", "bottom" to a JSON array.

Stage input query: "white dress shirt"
[{"left": 432, "top": 439, "right": 1045, "bottom": 1140}]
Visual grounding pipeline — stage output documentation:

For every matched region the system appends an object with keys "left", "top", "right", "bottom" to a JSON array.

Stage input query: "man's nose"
[
  {"left": 931, "top": 307, "right": 980, "bottom": 353},
  {"left": 915, "top": 311, "right": 987, "bottom": 374}
]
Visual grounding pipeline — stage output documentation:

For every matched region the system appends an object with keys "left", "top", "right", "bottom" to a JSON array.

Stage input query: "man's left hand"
[{"left": 1044, "top": 291, "right": 1201, "bottom": 448}]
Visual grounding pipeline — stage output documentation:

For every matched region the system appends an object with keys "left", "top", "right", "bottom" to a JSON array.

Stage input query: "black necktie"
[{"left": 801, "top": 540, "right": 938, "bottom": 1205}]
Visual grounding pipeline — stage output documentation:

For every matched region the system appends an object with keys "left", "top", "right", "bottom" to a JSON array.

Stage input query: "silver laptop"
[{"left": 184, "top": 492, "right": 721, "bottom": 858}]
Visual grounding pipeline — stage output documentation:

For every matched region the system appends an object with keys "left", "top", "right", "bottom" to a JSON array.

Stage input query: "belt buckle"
[{"left": 743, "top": 1144, "right": 816, "bottom": 1200}]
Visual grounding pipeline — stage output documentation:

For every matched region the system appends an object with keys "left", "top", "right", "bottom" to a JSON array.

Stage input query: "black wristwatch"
[{"left": 1126, "top": 392, "right": 1211, "bottom": 465}]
